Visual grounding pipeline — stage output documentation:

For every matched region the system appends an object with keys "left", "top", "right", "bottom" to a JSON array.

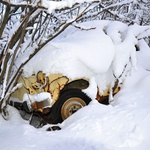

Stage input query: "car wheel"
[{"left": 50, "top": 89, "right": 91, "bottom": 124}]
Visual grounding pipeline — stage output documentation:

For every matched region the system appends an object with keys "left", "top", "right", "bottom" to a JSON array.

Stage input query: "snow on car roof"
[
  {"left": 23, "top": 20, "right": 115, "bottom": 78},
  {"left": 23, "top": 20, "right": 147, "bottom": 93}
]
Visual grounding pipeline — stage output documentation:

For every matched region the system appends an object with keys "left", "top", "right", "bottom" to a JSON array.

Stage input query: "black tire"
[{"left": 50, "top": 89, "right": 91, "bottom": 124}]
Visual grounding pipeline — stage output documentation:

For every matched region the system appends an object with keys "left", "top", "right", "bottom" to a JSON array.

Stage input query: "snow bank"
[
  {"left": 136, "top": 39, "right": 150, "bottom": 70},
  {"left": 2, "top": 19, "right": 150, "bottom": 150},
  {"left": 1, "top": 68, "right": 150, "bottom": 150}
]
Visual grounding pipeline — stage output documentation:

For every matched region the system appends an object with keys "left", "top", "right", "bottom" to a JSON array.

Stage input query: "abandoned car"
[
  {"left": 9, "top": 21, "right": 121, "bottom": 128},
  {"left": 10, "top": 70, "right": 120, "bottom": 128}
]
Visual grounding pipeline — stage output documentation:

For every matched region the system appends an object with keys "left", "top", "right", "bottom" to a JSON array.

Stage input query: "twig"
[{"left": 73, "top": 24, "right": 96, "bottom": 31}]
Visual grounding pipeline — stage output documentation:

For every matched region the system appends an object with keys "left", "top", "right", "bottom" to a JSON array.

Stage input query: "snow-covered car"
[
  {"left": 11, "top": 71, "right": 119, "bottom": 127},
  {"left": 11, "top": 72, "right": 90, "bottom": 123},
  {"left": 10, "top": 21, "right": 122, "bottom": 127}
]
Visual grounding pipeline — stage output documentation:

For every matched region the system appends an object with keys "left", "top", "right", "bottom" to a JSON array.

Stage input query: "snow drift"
[{"left": 1, "top": 19, "right": 150, "bottom": 150}]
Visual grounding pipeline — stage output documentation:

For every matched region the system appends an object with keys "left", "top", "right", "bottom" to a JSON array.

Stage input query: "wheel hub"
[{"left": 61, "top": 97, "right": 86, "bottom": 120}]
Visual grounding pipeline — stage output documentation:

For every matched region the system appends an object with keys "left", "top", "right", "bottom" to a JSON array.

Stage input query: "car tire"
[{"left": 50, "top": 89, "right": 91, "bottom": 124}]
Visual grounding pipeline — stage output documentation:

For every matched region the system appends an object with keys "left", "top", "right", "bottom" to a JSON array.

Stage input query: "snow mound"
[
  {"left": 52, "top": 21, "right": 115, "bottom": 74},
  {"left": 60, "top": 68, "right": 150, "bottom": 150},
  {"left": 23, "top": 21, "right": 116, "bottom": 78},
  {"left": 2, "top": 19, "right": 150, "bottom": 150},
  {"left": 2, "top": 67, "right": 150, "bottom": 150}
]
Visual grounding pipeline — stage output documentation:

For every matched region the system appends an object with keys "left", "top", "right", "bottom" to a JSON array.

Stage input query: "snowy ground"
[{"left": 1, "top": 20, "right": 150, "bottom": 150}]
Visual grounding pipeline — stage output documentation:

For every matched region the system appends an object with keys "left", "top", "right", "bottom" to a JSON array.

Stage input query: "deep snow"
[{"left": 1, "top": 20, "right": 150, "bottom": 150}]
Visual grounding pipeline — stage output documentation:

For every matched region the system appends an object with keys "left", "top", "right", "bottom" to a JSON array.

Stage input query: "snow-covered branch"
[
  {"left": 1, "top": 0, "right": 45, "bottom": 9},
  {"left": 42, "top": 0, "right": 101, "bottom": 13}
]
